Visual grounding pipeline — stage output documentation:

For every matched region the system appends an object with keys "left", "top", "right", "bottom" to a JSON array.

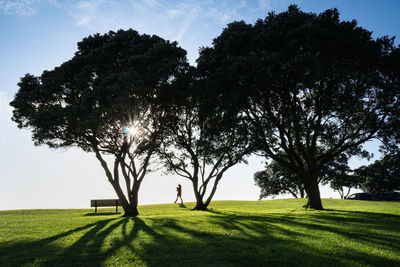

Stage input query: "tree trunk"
[
  {"left": 122, "top": 204, "right": 139, "bottom": 217},
  {"left": 339, "top": 188, "right": 344, "bottom": 199},
  {"left": 303, "top": 177, "right": 323, "bottom": 210},
  {"left": 193, "top": 199, "right": 208, "bottom": 211},
  {"left": 192, "top": 187, "right": 208, "bottom": 210},
  {"left": 123, "top": 184, "right": 140, "bottom": 216},
  {"left": 300, "top": 188, "right": 305, "bottom": 198},
  {"left": 344, "top": 187, "right": 352, "bottom": 199}
]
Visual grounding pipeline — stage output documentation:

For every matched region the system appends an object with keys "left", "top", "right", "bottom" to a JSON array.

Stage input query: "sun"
[{"left": 123, "top": 125, "right": 138, "bottom": 138}]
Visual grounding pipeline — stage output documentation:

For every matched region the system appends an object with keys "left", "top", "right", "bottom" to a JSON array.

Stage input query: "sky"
[{"left": 1, "top": 0, "right": 399, "bottom": 210}]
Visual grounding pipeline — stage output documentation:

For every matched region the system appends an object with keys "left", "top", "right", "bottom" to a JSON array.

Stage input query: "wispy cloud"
[
  {"left": 172, "top": 3, "right": 201, "bottom": 41},
  {"left": 0, "top": 0, "right": 38, "bottom": 16},
  {"left": 0, "top": 0, "right": 284, "bottom": 64},
  {"left": 68, "top": 0, "right": 131, "bottom": 31},
  {"left": 0, "top": 0, "right": 61, "bottom": 16},
  {"left": 140, "top": 0, "right": 160, "bottom": 7}
]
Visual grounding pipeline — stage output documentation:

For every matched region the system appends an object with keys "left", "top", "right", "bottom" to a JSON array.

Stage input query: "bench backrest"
[{"left": 90, "top": 199, "right": 121, "bottom": 207}]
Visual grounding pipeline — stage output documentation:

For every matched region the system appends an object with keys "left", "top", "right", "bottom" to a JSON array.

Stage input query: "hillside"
[{"left": 1, "top": 199, "right": 400, "bottom": 266}]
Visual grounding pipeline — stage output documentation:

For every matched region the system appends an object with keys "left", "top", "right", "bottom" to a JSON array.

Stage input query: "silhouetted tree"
[
  {"left": 254, "top": 160, "right": 305, "bottom": 199},
  {"left": 10, "top": 29, "right": 189, "bottom": 216},
  {"left": 322, "top": 154, "right": 362, "bottom": 199},
  {"left": 158, "top": 77, "right": 252, "bottom": 210},
  {"left": 255, "top": 154, "right": 354, "bottom": 199},
  {"left": 329, "top": 174, "right": 363, "bottom": 199},
  {"left": 197, "top": 6, "right": 399, "bottom": 209},
  {"left": 353, "top": 154, "right": 400, "bottom": 194}
]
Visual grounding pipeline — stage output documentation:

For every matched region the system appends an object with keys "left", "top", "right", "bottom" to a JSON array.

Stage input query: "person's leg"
[
  {"left": 179, "top": 196, "right": 183, "bottom": 204},
  {"left": 174, "top": 195, "right": 178, "bottom": 203}
]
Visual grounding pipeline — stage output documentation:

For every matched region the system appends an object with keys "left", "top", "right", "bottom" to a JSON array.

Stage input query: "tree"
[
  {"left": 254, "top": 160, "right": 305, "bottom": 199},
  {"left": 322, "top": 154, "right": 363, "bottom": 199},
  {"left": 255, "top": 154, "right": 353, "bottom": 199},
  {"left": 329, "top": 174, "right": 363, "bottom": 199},
  {"left": 157, "top": 77, "right": 252, "bottom": 210},
  {"left": 353, "top": 154, "right": 400, "bottom": 194},
  {"left": 10, "top": 29, "right": 189, "bottom": 216},
  {"left": 197, "top": 6, "right": 399, "bottom": 209}
]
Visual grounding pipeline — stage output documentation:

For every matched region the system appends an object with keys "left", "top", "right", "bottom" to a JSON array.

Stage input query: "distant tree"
[
  {"left": 329, "top": 174, "right": 363, "bottom": 199},
  {"left": 197, "top": 6, "right": 399, "bottom": 209},
  {"left": 353, "top": 154, "right": 400, "bottom": 194},
  {"left": 255, "top": 154, "right": 355, "bottom": 199},
  {"left": 320, "top": 153, "right": 362, "bottom": 199},
  {"left": 254, "top": 160, "right": 305, "bottom": 199},
  {"left": 157, "top": 78, "right": 252, "bottom": 210},
  {"left": 10, "top": 29, "right": 189, "bottom": 216}
]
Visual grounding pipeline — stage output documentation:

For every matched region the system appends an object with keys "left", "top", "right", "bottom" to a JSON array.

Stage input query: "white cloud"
[
  {"left": 69, "top": 0, "right": 130, "bottom": 31},
  {"left": 166, "top": 8, "right": 181, "bottom": 18},
  {"left": 0, "top": 0, "right": 38, "bottom": 16},
  {"left": 140, "top": 0, "right": 160, "bottom": 7},
  {"left": 173, "top": 4, "right": 201, "bottom": 41}
]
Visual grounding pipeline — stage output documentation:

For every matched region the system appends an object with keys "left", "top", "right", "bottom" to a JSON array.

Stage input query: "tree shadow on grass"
[
  {"left": 1, "top": 209, "right": 400, "bottom": 266},
  {"left": 0, "top": 218, "right": 118, "bottom": 266},
  {"left": 138, "top": 209, "right": 400, "bottom": 266}
]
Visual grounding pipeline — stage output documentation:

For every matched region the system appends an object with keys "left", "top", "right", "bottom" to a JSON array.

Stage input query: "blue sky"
[{"left": 1, "top": 0, "right": 399, "bottom": 210}]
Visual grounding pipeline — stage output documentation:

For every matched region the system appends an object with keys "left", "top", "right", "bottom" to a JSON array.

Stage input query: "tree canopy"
[
  {"left": 197, "top": 5, "right": 399, "bottom": 209},
  {"left": 254, "top": 160, "right": 306, "bottom": 199},
  {"left": 10, "top": 6, "right": 400, "bottom": 213},
  {"left": 157, "top": 71, "right": 252, "bottom": 210},
  {"left": 10, "top": 29, "right": 189, "bottom": 216},
  {"left": 255, "top": 154, "right": 354, "bottom": 199},
  {"left": 353, "top": 154, "right": 400, "bottom": 194}
]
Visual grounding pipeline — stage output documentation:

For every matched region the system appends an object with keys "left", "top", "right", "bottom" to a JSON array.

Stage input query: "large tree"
[
  {"left": 10, "top": 29, "right": 189, "bottom": 216},
  {"left": 197, "top": 6, "right": 399, "bottom": 209},
  {"left": 157, "top": 77, "right": 252, "bottom": 210}
]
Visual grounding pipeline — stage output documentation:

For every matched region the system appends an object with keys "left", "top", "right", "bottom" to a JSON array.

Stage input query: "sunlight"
[
  {"left": 123, "top": 126, "right": 137, "bottom": 136},
  {"left": 123, "top": 123, "right": 139, "bottom": 139}
]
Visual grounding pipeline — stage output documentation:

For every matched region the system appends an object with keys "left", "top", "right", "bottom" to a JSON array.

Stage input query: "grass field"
[{"left": 1, "top": 199, "right": 400, "bottom": 266}]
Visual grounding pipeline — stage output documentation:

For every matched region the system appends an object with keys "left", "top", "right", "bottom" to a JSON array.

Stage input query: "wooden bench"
[{"left": 90, "top": 199, "right": 121, "bottom": 213}]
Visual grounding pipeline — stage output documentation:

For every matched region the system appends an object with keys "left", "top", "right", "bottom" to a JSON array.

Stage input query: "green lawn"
[{"left": 1, "top": 199, "right": 400, "bottom": 266}]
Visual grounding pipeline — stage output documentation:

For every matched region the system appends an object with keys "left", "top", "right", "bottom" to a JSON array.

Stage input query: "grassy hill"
[{"left": 1, "top": 199, "right": 400, "bottom": 266}]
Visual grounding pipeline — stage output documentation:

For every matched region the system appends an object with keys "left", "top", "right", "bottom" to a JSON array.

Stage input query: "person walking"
[{"left": 174, "top": 184, "right": 183, "bottom": 204}]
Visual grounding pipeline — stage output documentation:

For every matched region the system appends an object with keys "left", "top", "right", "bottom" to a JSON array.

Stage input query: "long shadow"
[
  {"left": 2, "top": 209, "right": 400, "bottom": 266},
  {"left": 139, "top": 209, "right": 400, "bottom": 266},
  {"left": 0, "top": 218, "right": 117, "bottom": 266}
]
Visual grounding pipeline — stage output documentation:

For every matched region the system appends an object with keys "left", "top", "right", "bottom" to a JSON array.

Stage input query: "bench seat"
[{"left": 90, "top": 199, "right": 121, "bottom": 213}]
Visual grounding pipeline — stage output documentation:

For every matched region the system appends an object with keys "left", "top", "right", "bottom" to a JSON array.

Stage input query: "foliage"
[
  {"left": 197, "top": 5, "right": 399, "bottom": 209},
  {"left": 354, "top": 154, "right": 400, "bottom": 194},
  {"left": 255, "top": 154, "right": 358, "bottom": 199},
  {"left": 1, "top": 200, "right": 400, "bottom": 266},
  {"left": 157, "top": 74, "right": 252, "bottom": 210},
  {"left": 321, "top": 154, "right": 362, "bottom": 199},
  {"left": 254, "top": 160, "right": 306, "bottom": 199},
  {"left": 10, "top": 29, "right": 189, "bottom": 216},
  {"left": 329, "top": 173, "right": 363, "bottom": 199}
]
